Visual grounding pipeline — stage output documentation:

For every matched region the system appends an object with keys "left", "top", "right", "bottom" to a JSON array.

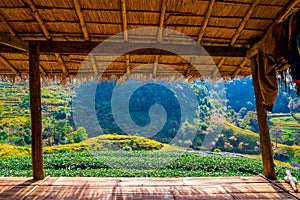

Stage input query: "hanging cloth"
[
  {"left": 286, "top": 10, "right": 300, "bottom": 95},
  {"left": 255, "top": 22, "right": 287, "bottom": 111}
]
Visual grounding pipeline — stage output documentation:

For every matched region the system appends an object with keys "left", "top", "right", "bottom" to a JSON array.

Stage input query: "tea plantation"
[{"left": 0, "top": 150, "right": 299, "bottom": 180}]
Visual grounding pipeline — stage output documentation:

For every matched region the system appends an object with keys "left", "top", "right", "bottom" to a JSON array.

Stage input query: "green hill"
[
  {"left": 0, "top": 134, "right": 180, "bottom": 158},
  {"left": 44, "top": 134, "right": 180, "bottom": 154},
  {"left": 223, "top": 123, "right": 300, "bottom": 164}
]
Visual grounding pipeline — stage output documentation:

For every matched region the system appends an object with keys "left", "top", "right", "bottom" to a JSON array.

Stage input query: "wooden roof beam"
[
  {"left": 185, "top": 58, "right": 194, "bottom": 78},
  {"left": 0, "top": 55, "right": 19, "bottom": 74},
  {"left": 125, "top": 54, "right": 130, "bottom": 74},
  {"left": 121, "top": 0, "right": 128, "bottom": 42},
  {"left": 231, "top": 58, "right": 248, "bottom": 78},
  {"left": 185, "top": 64, "right": 192, "bottom": 78},
  {"left": 197, "top": 0, "right": 215, "bottom": 43},
  {"left": 73, "top": 0, "right": 89, "bottom": 41},
  {"left": 39, "top": 64, "right": 46, "bottom": 76},
  {"left": 0, "top": 41, "right": 247, "bottom": 57},
  {"left": 230, "top": 0, "right": 259, "bottom": 46},
  {"left": 212, "top": 57, "right": 226, "bottom": 78},
  {"left": 23, "top": 0, "right": 51, "bottom": 40},
  {"left": 0, "top": 14, "right": 17, "bottom": 37},
  {"left": 90, "top": 54, "right": 98, "bottom": 76},
  {"left": 157, "top": 0, "right": 167, "bottom": 43},
  {"left": 153, "top": 55, "right": 159, "bottom": 78},
  {"left": 154, "top": 0, "right": 167, "bottom": 78},
  {"left": 0, "top": 34, "right": 29, "bottom": 52},
  {"left": 54, "top": 53, "right": 68, "bottom": 75},
  {"left": 120, "top": 0, "right": 130, "bottom": 74}
]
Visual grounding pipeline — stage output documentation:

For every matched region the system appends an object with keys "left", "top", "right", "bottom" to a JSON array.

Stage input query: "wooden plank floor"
[{"left": 0, "top": 176, "right": 299, "bottom": 200}]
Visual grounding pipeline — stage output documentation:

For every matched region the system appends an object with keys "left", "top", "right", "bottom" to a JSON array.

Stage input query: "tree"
[
  {"left": 53, "top": 119, "right": 72, "bottom": 144},
  {"left": 241, "top": 111, "right": 258, "bottom": 132},
  {"left": 0, "top": 130, "right": 8, "bottom": 143},
  {"left": 72, "top": 127, "right": 88, "bottom": 143},
  {"left": 270, "top": 125, "right": 283, "bottom": 148}
]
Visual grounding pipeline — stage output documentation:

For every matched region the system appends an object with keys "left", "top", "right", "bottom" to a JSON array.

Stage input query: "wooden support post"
[
  {"left": 251, "top": 57, "right": 276, "bottom": 180},
  {"left": 29, "top": 42, "right": 44, "bottom": 180}
]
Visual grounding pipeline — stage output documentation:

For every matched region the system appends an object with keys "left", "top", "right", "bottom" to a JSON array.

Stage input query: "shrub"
[
  {"left": 213, "top": 148, "right": 221, "bottom": 153},
  {"left": 122, "top": 146, "right": 132, "bottom": 151}
]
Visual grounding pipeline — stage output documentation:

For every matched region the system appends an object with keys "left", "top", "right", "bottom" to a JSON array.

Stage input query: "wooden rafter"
[
  {"left": 125, "top": 54, "right": 130, "bottom": 74},
  {"left": 153, "top": 0, "right": 167, "bottom": 77},
  {"left": 157, "top": 0, "right": 167, "bottom": 43},
  {"left": 0, "top": 54, "right": 19, "bottom": 74},
  {"left": 39, "top": 64, "right": 46, "bottom": 76},
  {"left": 185, "top": 58, "right": 194, "bottom": 77},
  {"left": 54, "top": 53, "right": 68, "bottom": 75},
  {"left": 23, "top": 0, "right": 51, "bottom": 40},
  {"left": 276, "top": 0, "right": 300, "bottom": 22},
  {"left": 212, "top": 57, "right": 226, "bottom": 78},
  {"left": 153, "top": 55, "right": 159, "bottom": 78},
  {"left": 230, "top": 0, "right": 259, "bottom": 46},
  {"left": 121, "top": 0, "right": 128, "bottom": 42},
  {"left": 0, "top": 14, "right": 17, "bottom": 37},
  {"left": 197, "top": 0, "right": 215, "bottom": 43},
  {"left": 185, "top": 64, "right": 192, "bottom": 78},
  {"left": 90, "top": 54, "right": 98, "bottom": 76},
  {"left": 231, "top": 58, "right": 248, "bottom": 78},
  {"left": 73, "top": 0, "right": 89, "bottom": 41},
  {"left": 120, "top": 0, "right": 130, "bottom": 74},
  {"left": 0, "top": 34, "right": 29, "bottom": 52},
  {"left": 246, "top": 43, "right": 258, "bottom": 59}
]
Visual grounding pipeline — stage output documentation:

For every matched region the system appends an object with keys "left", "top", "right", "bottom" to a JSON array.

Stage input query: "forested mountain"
[{"left": 0, "top": 77, "right": 299, "bottom": 163}]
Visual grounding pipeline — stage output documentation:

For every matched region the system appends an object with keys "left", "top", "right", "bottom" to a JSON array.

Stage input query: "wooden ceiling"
[{"left": 0, "top": 0, "right": 299, "bottom": 81}]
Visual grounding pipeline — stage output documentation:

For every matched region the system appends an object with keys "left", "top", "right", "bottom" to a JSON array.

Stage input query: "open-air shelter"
[{"left": 0, "top": 0, "right": 299, "bottom": 196}]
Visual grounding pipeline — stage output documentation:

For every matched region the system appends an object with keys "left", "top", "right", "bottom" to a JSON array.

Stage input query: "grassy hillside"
[
  {"left": 222, "top": 123, "right": 300, "bottom": 163},
  {"left": 0, "top": 134, "right": 179, "bottom": 158},
  {"left": 44, "top": 134, "right": 180, "bottom": 154},
  {"left": 0, "top": 144, "right": 30, "bottom": 158},
  {"left": 269, "top": 115, "right": 300, "bottom": 146},
  {"left": 225, "top": 123, "right": 259, "bottom": 141}
]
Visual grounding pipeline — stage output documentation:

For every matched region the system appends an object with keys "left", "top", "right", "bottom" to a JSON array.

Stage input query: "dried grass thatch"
[{"left": 0, "top": 0, "right": 299, "bottom": 82}]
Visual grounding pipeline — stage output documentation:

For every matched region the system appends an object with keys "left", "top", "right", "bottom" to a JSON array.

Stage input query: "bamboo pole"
[
  {"left": 230, "top": 0, "right": 259, "bottom": 46},
  {"left": 24, "top": 0, "right": 51, "bottom": 40},
  {"left": 251, "top": 57, "right": 276, "bottom": 180},
  {"left": 197, "top": 0, "right": 215, "bottom": 43},
  {"left": 0, "top": 14, "right": 17, "bottom": 37},
  {"left": 0, "top": 55, "right": 19, "bottom": 74},
  {"left": 90, "top": 54, "right": 98, "bottom": 76},
  {"left": 73, "top": 0, "right": 89, "bottom": 41},
  {"left": 231, "top": 58, "right": 248, "bottom": 78},
  {"left": 29, "top": 42, "right": 45, "bottom": 180}
]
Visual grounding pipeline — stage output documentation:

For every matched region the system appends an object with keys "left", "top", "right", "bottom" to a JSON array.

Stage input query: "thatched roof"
[{"left": 0, "top": 0, "right": 299, "bottom": 81}]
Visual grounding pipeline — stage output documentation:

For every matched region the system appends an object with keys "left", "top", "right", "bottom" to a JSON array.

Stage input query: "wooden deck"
[{"left": 0, "top": 176, "right": 299, "bottom": 200}]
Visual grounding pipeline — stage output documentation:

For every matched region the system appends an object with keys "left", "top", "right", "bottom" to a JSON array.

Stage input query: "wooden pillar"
[
  {"left": 29, "top": 42, "right": 44, "bottom": 180},
  {"left": 251, "top": 57, "right": 276, "bottom": 180}
]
